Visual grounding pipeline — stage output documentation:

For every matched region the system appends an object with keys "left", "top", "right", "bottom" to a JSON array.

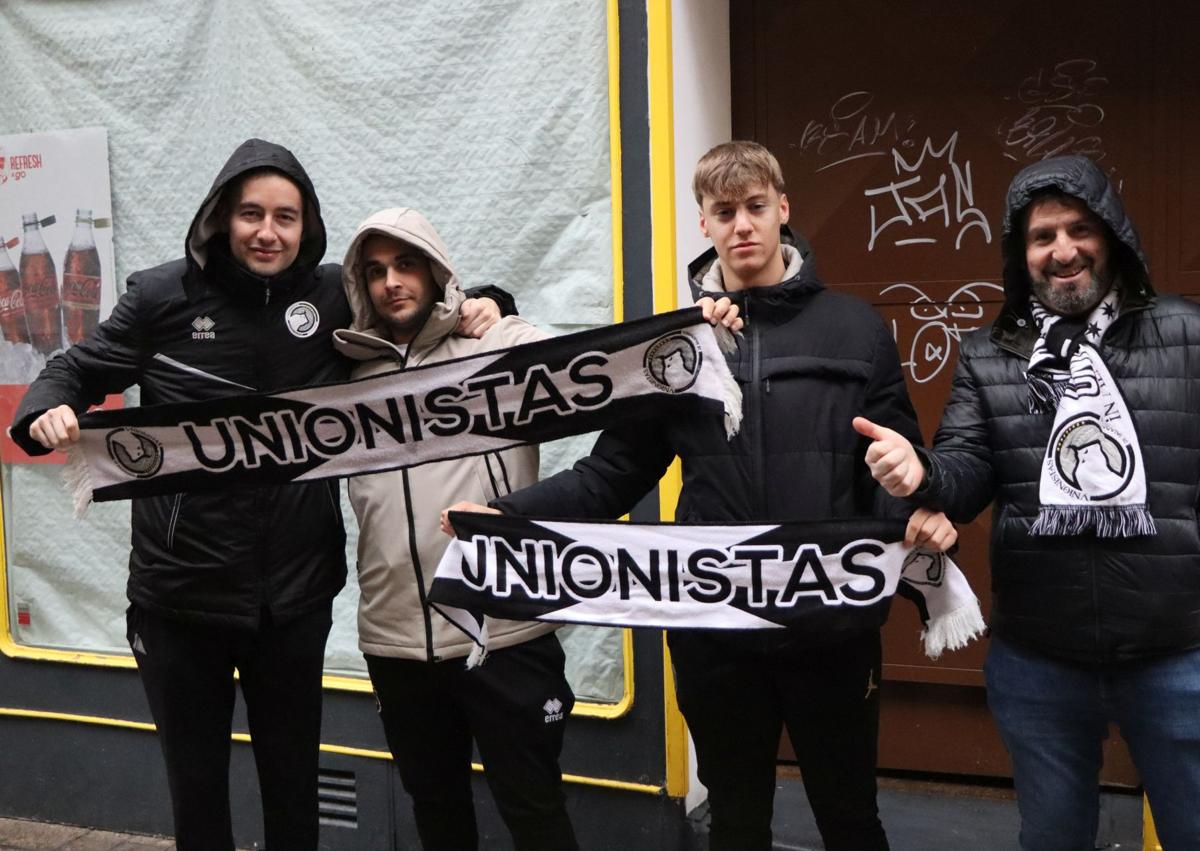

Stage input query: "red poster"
[{"left": 0, "top": 127, "right": 116, "bottom": 462}]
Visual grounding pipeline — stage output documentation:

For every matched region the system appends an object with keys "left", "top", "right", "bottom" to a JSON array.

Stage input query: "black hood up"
[
  {"left": 686, "top": 224, "right": 817, "bottom": 305},
  {"left": 183, "top": 138, "right": 327, "bottom": 289},
  {"left": 999, "top": 154, "right": 1153, "bottom": 308}
]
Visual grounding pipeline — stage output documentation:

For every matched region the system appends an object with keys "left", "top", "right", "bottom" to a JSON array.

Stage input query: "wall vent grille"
[{"left": 318, "top": 768, "right": 357, "bottom": 829}]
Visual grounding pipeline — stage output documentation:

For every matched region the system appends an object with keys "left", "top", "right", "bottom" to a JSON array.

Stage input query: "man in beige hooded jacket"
[{"left": 333, "top": 208, "right": 577, "bottom": 851}]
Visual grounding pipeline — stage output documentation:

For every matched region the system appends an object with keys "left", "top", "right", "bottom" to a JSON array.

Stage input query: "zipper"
[
  {"left": 166, "top": 494, "right": 183, "bottom": 550},
  {"left": 388, "top": 347, "right": 436, "bottom": 658},
  {"left": 255, "top": 284, "right": 272, "bottom": 616},
  {"left": 747, "top": 297, "right": 766, "bottom": 515},
  {"left": 401, "top": 468, "right": 437, "bottom": 660}
]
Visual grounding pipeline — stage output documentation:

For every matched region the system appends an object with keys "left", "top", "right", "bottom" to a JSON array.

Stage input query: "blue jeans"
[{"left": 986, "top": 636, "right": 1200, "bottom": 851}]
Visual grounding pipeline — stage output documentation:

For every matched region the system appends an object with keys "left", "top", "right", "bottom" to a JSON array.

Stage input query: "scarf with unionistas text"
[
  {"left": 431, "top": 513, "right": 985, "bottom": 667},
  {"left": 63, "top": 308, "right": 741, "bottom": 514},
  {"left": 1026, "top": 290, "right": 1155, "bottom": 537}
]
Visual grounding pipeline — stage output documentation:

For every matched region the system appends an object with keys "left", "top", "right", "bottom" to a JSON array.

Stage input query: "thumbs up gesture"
[{"left": 852, "top": 416, "right": 925, "bottom": 497}]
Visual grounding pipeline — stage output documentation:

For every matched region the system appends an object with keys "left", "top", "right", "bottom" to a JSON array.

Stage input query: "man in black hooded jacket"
[
  {"left": 10, "top": 139, "right": 510, "bottom": 850},
  {"left": 445, "top": 141, "right": 956, "bottom": 851},
  {"left": 857, "top": 154, "right": 1200, "bottom": 849}
]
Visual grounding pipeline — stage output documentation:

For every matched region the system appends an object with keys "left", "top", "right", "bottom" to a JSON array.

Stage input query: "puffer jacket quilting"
[{"left": 922, "top": 154, "right": 1200, "bottom": 664}]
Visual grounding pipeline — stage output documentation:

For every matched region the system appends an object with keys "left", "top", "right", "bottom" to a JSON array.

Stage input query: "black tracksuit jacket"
[{"left": 12, "top": 139, "right": 351, "bottom": 628}]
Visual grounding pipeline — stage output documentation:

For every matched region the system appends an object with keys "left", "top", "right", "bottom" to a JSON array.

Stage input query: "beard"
[
  {"left": 1030, "top": 263, "right": 1114, "bottom": 317},
  {"left": 381, "top": 297, "right": 437, "bottom": 344}
]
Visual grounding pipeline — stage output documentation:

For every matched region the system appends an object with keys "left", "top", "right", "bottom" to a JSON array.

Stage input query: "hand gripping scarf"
[
  {"left": 62, "top": 308, "right": 741, "bottom": 514},
  {"left": 1026, "top": 290, "right": 1155, "bottom": 537},
  {"left": 431, "top": 513, "right": 986, "bottom": 667}
]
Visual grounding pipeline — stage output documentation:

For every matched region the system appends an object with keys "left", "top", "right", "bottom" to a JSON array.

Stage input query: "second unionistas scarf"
[{"left": 431, "top": 513, "right": 985, "bottom": 666}]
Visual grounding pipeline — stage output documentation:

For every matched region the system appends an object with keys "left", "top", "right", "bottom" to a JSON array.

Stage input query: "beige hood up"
[
  {"left": 331, "top": 207, "right": 553, "bottom": 662},
  {"left": 334, "top": 207, "right": 465, "bottom": 362}
]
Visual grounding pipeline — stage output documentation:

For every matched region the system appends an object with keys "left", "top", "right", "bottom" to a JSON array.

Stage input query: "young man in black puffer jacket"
[
  {"left": 447, "top": 141, "right": 955, "bottom": 851},
  {"left": 857, "top": 154, "right": 1200, "bottom": 850}
]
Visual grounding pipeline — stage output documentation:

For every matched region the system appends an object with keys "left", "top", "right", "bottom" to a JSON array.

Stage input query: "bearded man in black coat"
[{"left": 857, "top": 154, "right": 1200, "bottom": 850}]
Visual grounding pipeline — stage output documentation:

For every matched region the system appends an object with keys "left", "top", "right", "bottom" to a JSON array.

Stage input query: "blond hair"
[{"left": 692, "top": 141, "right": 786, "bottom": 206}]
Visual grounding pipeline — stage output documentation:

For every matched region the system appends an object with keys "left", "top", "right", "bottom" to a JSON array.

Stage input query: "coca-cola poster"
[{"left": 0, "top": 126, "right": 120, "bottom": 463}]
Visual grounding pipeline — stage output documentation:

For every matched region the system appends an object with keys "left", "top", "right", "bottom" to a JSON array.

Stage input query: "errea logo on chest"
[{"left": 191, "top": 316, "right": 216, "bottom": 340}]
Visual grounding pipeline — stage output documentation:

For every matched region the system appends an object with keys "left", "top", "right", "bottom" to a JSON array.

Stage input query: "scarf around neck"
[{"left": 1026, "top": 288, "right": 1156, "bottom": 538}]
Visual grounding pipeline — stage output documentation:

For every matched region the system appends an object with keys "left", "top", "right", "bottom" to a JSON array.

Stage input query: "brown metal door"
[{"left": 732, "top": 0, "right": 1197, "bottom": 783}]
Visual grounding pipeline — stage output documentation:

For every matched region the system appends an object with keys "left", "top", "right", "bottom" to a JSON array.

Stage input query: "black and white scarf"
[
  {"left": 64, "top": 309, "right": 741, "bottom": 513},
  {"left": 1026, "top": 291, "right": 1155, "bottom": 537},
  {"left": 431, "top": 513, "right": 985, "bottom": 666}
]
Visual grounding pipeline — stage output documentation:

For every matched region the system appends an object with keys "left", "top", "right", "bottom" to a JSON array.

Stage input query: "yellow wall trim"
[{"left": 645, "top": 0, "right": 690, "bottom": 800}]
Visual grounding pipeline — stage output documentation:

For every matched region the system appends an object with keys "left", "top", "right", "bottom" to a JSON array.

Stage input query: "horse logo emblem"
[
  {"left": 1050, "top": 414, "right": 1134, "bottom": 501},
  {"left": 285, "top": 301, "right": 320, "bottom": 338},
  {"left": 105, "top": 428, "right": 164, "bottom": 479},
  {"left": 644, "top": 332, "right": 702, "bottom": 393}
]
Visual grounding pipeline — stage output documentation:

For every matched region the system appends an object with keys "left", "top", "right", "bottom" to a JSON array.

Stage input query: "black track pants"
[
  {"left": 128, "top": 601, "right": 332, "bottom": 851},
  {"left": 669, "top": 628, "right": 889, "bottom": 851},
  {"left": 366, "top": 633, "right": 578, "bottom": 851}
]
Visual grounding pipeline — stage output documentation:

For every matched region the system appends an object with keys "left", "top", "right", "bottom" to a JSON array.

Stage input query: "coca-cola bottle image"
[
  {"left": 62, "top": 209, "right": 103, "bottom": 345},
  {"left": 19, "top": 212, "right": 63, "bottom": 355},
  {"left": 0, "top": 236, "right": 30, "bottom": 344}
]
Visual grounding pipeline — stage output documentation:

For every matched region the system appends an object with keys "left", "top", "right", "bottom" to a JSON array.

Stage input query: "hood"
[
  {"left": 334, "top": 207, "right": 463, "bottom": 361},
  {"left": 184, "top": 138, "right": 327, "bottom": 288},
  {"left": 687, "top": 225, "right": 820, "bottom": 305},
  {"left": 1000, "top": 155, "right": 1152, "bottom": 309}
]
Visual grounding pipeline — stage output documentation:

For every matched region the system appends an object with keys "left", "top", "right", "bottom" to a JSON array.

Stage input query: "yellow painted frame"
[
  {"left": 1144, "top": 796, "right": 1160, "bottom": 850},
  {"left": 645, "top": 0, "right": 691, "bottom": 799},
  {"left": 0, "top": 0, "right": 638, "bottom": 775}
]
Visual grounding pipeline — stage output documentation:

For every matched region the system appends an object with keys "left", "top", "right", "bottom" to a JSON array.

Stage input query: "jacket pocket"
[{"left": 762, "top": 355, "right": 871, "bottom": 383}]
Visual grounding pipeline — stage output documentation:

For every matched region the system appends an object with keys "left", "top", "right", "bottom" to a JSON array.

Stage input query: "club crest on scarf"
[
  {"left": 1049, "top": 414, "right": 1135, "bottom": 501},
  {"left": 900, "top": 549, "right": 945, "bottom": 587},
  {"left": 644, "top": 332, "right": 702, "bottom": 393},
  {"left": 1027, "top": 291, "right": 1155, "bottom": 538},
  {"left": 104, "top": 427, "right": 164, "bottom": 478}
]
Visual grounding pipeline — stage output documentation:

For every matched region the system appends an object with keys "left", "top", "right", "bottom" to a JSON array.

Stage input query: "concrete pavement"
[{"left": 0, "top": 776, "right": 1147, "bottom": 850}]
